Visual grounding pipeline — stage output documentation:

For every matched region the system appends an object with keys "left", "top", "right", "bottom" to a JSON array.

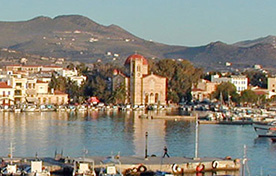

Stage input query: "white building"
[{"left": 211, "top": 75, "right": 248, "bottom": 93}]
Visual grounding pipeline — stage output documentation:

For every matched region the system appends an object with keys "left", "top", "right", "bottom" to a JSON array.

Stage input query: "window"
[
  {"left": 137, "top": 65, "right": 141, "bottom": 72},
  {"left": 16, "top": 83, "right": 22, "bottom": 87}
]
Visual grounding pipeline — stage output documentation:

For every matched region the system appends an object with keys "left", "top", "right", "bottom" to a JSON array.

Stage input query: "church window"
[
  {"left": 150, "top": 79, "right": 155, "bottom": 89},
  {"left": 155, "top": 93, "right": 159, "bottom": 103},
  {"left": 137, "top": 65, "right": 141, "bottom": 72}
]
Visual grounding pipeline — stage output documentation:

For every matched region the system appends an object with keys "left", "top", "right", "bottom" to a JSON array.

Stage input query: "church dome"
[{"left": 124, "top": 54, "right": 148, "bottom": 65}]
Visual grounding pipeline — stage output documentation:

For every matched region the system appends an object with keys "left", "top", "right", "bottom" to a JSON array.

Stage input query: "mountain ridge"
[{"left": 0, "top": 15, "right": 276, "bottom": 72}]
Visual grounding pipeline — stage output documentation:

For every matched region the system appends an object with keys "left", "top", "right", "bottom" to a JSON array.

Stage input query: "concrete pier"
[
  {"left": 1, "top": 156, "right": 240, "bottom": 175},
  {"left": 70, "top": 156, "right": 240, "bottom": 175}
]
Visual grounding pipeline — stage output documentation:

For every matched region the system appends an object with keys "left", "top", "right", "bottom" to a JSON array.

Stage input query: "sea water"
[{"left": 0, "top": 110, "right": 275, "bottom": 175}]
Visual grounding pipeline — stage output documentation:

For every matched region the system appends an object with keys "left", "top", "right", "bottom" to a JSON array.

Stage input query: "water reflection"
[{"left": 0, "top": 111, "right": 274, "bottom": 175}]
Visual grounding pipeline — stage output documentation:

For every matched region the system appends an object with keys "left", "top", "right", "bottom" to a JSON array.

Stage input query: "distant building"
[
  {"left": 113, "top": 54, "right": 167, "bottom": 105},
  {"left": 251, "top": 86, "right": 276, "bottom": 99},
  {"left": 191, "top": 79, "right": 218, "bottom": 101},
  {"left": 225, "top": 62, "right": 232, "bottom": 67},
  {"left": 211, "top": 75, "right": 248, "bottom": 93},
  {"left": 254, "top": 64, "right": 262, "bottom": 70},
  {"left": 0, "top": 82, "right": 14, "bottom": 106},
  {"left": 267, "top": 77, "right": 276, "bottom": 93}
]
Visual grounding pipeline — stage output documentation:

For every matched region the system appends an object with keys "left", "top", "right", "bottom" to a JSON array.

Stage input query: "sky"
[{"left": 0, "top": 0, "right": 276, "bottom": 46}]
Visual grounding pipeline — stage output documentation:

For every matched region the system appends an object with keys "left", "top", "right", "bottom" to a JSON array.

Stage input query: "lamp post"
[{"left": 145, "top": 132, "right": 148, "bottom": 159}]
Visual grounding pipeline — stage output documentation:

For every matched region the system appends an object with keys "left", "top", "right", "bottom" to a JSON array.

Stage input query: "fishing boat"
[
  {"left": 1, "top": 164, "right": 22, "bottom": 176},
  {"left": 253, "top": 120, "right": 276, "bottom": 137},
  {"left": 99, "top": 156, "right": 123, "bottom": 176},
  {"left": 73, "top": 158, "right": 96, "bottom": 176},
  {"left": 1, "top": 143, "right": 22, "bottom": 176},
  {"left": 22, "top": 160, "right": 50, "bottom": 176}
]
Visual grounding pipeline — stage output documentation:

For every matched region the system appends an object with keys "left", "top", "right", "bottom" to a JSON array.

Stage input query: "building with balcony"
[{"left": 0, "top": 82, "right": 14, "bottom": 106}]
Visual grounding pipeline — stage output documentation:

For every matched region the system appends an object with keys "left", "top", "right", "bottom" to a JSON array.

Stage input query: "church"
[{"left": 113, "top": 54, "right": 167, "bottom": 105}]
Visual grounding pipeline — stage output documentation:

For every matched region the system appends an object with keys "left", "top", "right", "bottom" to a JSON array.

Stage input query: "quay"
[
  {"left": 1, "top": 155, "right": 240, "bottom": 175},
  {"left": 88, "top": 156, "right": 240, "bottom": 174},
  {"left": 198, "top": 120, "right": 253, "bottom": 125},
  {"left": 139, "top": 114, "right": 196, "bottom": 120}
]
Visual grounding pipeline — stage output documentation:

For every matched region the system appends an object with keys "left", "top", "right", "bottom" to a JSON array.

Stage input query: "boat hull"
[{"left": 253, "top": 121, "right": 276, "bottom": 137}]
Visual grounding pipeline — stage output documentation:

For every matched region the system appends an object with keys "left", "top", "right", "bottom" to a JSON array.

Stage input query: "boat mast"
[
  {"left": 194, "top": 113, "right": 199, "bottom": 159},
  {"left": 8, "top": 142, "right": 14, "bottom": 164},
  {"left": 242, "top": 144, "right": 250, "bottom": 176}
]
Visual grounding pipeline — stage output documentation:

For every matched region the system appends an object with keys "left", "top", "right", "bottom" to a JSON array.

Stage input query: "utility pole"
[
  {"left": 194, "top": 113, "right": 199, "bottom": 160},
  {"left": 145, "top": 132, "right": 148, "bottom": 159}
]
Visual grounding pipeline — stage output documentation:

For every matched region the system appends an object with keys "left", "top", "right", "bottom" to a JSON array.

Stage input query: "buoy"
[
  {"left": 132, "top": 167, "right": 138, "bottom": 173},
  {"left": 138, "top": 165, "right": 147, "bottom": 172},
  {"left": 212, "top": 160, "right": 219, "bottom": 169},
  {"left": 171, "top": 163, "right": 179, "bottom": 173},
  {"left": 196, "top": 163, "right": 205, "bottom": 172}
]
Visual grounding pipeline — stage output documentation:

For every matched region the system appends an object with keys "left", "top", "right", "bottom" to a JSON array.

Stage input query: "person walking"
[{"left": 163, "top": 146, "right": 170, "bottom": 158}]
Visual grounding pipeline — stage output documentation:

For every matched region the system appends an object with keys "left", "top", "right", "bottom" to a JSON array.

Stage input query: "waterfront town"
[{"left": 0, "top": 53, "right": 275, "bottom": 113}]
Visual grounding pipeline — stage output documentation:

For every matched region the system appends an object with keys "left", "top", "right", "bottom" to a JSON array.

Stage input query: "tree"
[
  {"left": 213, "top": 82, "right": 240, "bottom": 103},
  {"left": 243, "top": 70, "right": 268, "bottom": 88},
  {"left": 152, "top": 59, "right": 203, "bottom": 103},
  {"left": 108, "top": 83, "right": 126, "bottom": 104},
  {"left": 240, "top": 90, "right": 258, "bottom": 104}
]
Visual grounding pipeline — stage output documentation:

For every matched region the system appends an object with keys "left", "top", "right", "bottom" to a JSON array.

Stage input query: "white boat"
[
  {"left": 73, "top": 158, "right": 96, "bottom": 176},
  {"left": 99, "top": 156, "right": 123, "bottom": 176},
  {"left": 1, "top": 143, "right": 22, "bottom": 176},
  {"left": 23, "top": 105, "right": 39, "bottom": 112},
  {"left": 1, "top": 164, "right": 22, "bottom": 176},
  {"left": 77, "top": 105, "right": 87, "bottom": 112},
  {"left": 22, "top": 160, "right": 50, "bottom": 176},
  {"left": 253, "top": 120, "right": 276, "bottom": 137}
]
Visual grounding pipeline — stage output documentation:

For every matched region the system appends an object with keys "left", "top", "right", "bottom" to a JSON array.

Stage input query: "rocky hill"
[{"left": 0, "top": 15, "right": 276, "bottom": 72}]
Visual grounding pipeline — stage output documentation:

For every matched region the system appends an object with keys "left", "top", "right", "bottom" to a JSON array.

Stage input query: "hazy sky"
[{"left": 0, "top": 0, "right": 275, "bottom": 46}]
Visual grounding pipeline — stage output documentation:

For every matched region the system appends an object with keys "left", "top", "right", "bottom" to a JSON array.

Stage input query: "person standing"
[{"left": 163, "top": 146, "right": 170, "bottom": 158}]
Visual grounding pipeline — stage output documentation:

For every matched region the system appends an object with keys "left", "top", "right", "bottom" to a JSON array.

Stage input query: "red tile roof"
[
  {"left": 54, "top": 90, "right": 67, "bottom": 95},
  {"left": 192, "top": 88, "right": 204, "bottom": 92},
  {"left": 37, "top": 80, "right": 47, "bottom": 83},
  {"left": 0, "top": 82, "right": 12, "bottom": 89},
  {"left": 125, "top": 54, "right": 148, "bottom": 65}
]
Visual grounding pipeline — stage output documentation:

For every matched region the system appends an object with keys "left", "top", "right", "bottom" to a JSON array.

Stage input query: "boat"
[
  {"left": 57, "top": 105, "right": 67, "bottom": 112},
  {"left": 22, "top": 160, "right": 50, "bottom": 176},
  {"left": 73, "top": 158, "right": 96, "bottom": 176},
  {"left": 23, "top": 104, "right": 39, "bottom": 112},
  {"left": 99, "top": 156, "right": 123, "bottom": 176},
  {"left": 1, "top": 164, "right": 22, "bottom": 176},
  {"left": 1, "top": 143, "right": 22, "bottom": 176},
  {"left": 13, "top": 104, "right": 22, "bottom": 113},
  {"left": 253, "top": 120, "right": 276, "bottom": 137}
]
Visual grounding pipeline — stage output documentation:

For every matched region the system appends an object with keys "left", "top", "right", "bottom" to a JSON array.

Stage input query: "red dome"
[{"left": 124, "top": 54, "right": 148, "bottom": 65}]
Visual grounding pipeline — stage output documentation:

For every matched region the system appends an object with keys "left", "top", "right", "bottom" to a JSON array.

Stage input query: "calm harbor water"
[{"left": 0, "top": 110, "right": 275, "bottom": 175}]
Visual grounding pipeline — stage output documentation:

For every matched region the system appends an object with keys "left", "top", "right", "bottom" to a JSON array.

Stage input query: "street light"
[{"left": 145, "top": 132, "right": 148, "bottom": 159}]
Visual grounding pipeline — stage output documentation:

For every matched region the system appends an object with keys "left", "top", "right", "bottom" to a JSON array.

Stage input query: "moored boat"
[
  {"left": 73, "top": 158, "right": 96, "bottom": 176},
  {"left": 99, "top": 156, "right": 123, "bottom": 176},
  {"left": 1, "top": 164, "right": 22, "bottom": 176},
  {"left": 253, "top": 120, "right": 276, "bottom": 137},
  {"left": 22, "top": 160, "right": 50, "bottom": 176}
]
